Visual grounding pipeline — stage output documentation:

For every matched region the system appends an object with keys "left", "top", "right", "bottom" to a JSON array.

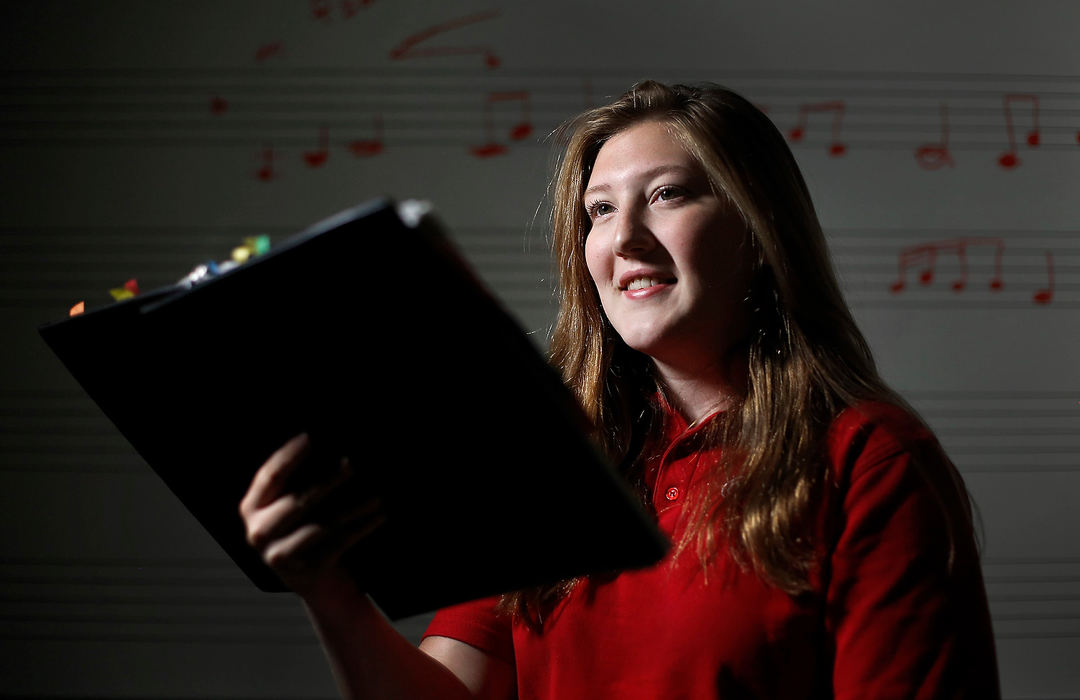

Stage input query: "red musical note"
[
  {"left": 303, "top": 125, "right": 330, "bottom": 168},
  {"left": 255, "top": 41, "right": 284, "bottom": 62},
  {"left": 470, "top": 91, "right": 533, "bottom": 158},
  {"left": 998, "top": 94, "right": 1040, "bottom": 170},
  {"left": 890, "top": 245, "right": 937, "bottom": 293},
  {"left": 1033, "top": 251, "right": 1054, "bottom": 304},
  {"left": 341, "top": 0, "right": 375, "bottom": 18},
  {"left": 256, "top": 145, "right": 276, "bottom": 182},
  {"left": 471, "top": 143, "right": 507, "bottom": 158},
  {"left": 890, "top": 238, "right": 1005, "bottom": 294},
  {"left": 389, "top": 11, "right": 501, "bottom": 68},
  {"left": 348, "top": 115, "right": 384, "bottom": 157},
  {"left": 950, "top": 244, "right": 971, "bottom": 292},
  {"left": 310, "top": 0, "right": 331, "bottom": 21},
  {"left": 914, "top": 103, "right": 955, "bottom": 170},
  {"left": 788, "top": 101, "right": 847, "bottom": 156},
  {"left": 209, "top": 96, "right": 228, "bottom": 115}
]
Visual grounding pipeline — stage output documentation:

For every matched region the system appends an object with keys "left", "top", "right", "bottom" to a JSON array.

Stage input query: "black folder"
[{"left": 38, "top": 200, "right": 668, "bottom": 619}]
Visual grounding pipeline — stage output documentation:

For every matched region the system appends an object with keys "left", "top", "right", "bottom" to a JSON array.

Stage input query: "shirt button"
[{"left": 665, "top": 486, "right": 680, "bottom": 501}]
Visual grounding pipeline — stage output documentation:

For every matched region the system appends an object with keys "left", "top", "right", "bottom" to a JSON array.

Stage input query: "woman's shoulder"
[
  {"left": 820, "top": 399, "right": 975, "bottom": 570},
  {"left": 824, "top": 399, "right": 947, "bottom": 485}
]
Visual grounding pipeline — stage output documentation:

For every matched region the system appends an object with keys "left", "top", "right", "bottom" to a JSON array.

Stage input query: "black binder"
[{"left": 38, "top": 199, "right": 668, "bottom": 619}]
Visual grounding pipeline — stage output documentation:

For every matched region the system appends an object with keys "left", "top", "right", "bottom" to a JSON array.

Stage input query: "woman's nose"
[{"left": 612, "top": 210, "right": 655, "bottom": 258}]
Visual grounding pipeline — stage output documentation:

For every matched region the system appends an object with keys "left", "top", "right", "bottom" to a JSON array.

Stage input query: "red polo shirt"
[{"left": 423, "top": 402, "right": 999, "bottom": 699}]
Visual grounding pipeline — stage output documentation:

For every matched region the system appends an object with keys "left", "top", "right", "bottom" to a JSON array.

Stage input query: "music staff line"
[
  {"left": 7, "top": 67, "right": 1080, "bottom": 97},
  {"left": 3, "top": 553, "right": 1078, "bottom": 580},
  {"left": 5, "top": 93, "right": 1080, "bottom": 129},
  {"left": 33, "top": 413, "right": 1080, "bottom": 440},
  {"left": 4, "top": 266, "right": 1078, "bottom": 309},
  {"left": 2, "top": 555, "right": 1078, "bottom": 642},
  {"left": 8, "top": 79, "right": 1080, "bottom": 100},
  {"left": 3, "top": 225, "right": 1079, "bottom": 309},
  {"left": 5, "top": 389, "right": 1077, "bottom": 475},
  {"left": 4, "top": 71, "right": 1080, "bottom": 171},
  {"left": 4, "top": 111, "right": 1079, "bottom": 136},
  {"left": 6, "top": 65, "right": 1080, "bottom": 87},
  {"left": 0, "top": 603, "right": 1074, "bottom": 641}
]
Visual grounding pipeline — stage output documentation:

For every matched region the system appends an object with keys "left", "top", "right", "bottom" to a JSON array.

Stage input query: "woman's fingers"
[
  {"left": 261, "top": 498, "right": 386, "bottom": 584},
  {"left": 240, "top": 433, "right": 312, "bottom": 516},
  {"left": 243, "top": 456, "right": 354, "bottom": 550},
  {"left": 238, "top": 436, "right": 386, "bottom": 594}
]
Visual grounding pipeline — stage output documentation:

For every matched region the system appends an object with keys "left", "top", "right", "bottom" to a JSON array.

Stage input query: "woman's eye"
[
  {"left": 655, "top": 186, "right": 684, "bottom": 202},
  {"left": 587, "top": 201, "right": 614, "bottom": 219}
]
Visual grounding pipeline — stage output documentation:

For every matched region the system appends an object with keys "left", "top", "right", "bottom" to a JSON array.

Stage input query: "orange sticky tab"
[{"left": 69, "top": 301, "right": 85, "bottom": 317}]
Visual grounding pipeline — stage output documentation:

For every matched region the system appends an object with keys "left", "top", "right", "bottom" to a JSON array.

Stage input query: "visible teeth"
[{"left": 627, "top": 277, "right": 662, "bottom": 291}]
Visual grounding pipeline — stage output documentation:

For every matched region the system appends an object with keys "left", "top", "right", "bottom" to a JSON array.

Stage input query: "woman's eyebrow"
[{"left": 583, "top": 164, "right": 696, "bottom": 199}]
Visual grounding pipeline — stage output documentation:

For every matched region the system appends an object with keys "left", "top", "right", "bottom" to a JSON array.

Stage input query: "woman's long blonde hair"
[{"left": 507, "top": 80, "right": 934, "bottom": 625}]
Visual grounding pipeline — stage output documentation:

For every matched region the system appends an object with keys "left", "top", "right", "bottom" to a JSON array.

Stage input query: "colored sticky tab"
[
  {"left": 245, "top": 235, "right": 271, "bottom": 256},
  {"left": 109, "top": 278, "right": 140, "bottom": 301},
  {"left": 69, "top": 301, "right": 85, "bottom": 317},
  {"left": 232, "top": 235, "right": 270, "bottom": 264}
]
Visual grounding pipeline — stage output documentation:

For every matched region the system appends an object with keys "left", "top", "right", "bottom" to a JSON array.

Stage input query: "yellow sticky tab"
[
  {"left": 109, "top": 288, "right": 135, "bottom": 301},
  {"left": 231, "top": 246, "right": 252, "bottom": 263}
]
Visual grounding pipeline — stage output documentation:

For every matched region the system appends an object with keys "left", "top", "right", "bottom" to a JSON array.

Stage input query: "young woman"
[{"left": 240, "top": 81, "right": 1000, "bottom": 699}]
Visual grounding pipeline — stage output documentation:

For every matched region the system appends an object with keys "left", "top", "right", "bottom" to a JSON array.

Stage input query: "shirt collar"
[{"left": 653, "top": 391, "right": 724, "bottom": 445}]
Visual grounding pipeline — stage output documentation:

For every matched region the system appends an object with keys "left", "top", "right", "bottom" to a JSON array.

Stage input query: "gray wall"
[{"left": 2, "top": 1, "right": 1078, "bottom": 697}]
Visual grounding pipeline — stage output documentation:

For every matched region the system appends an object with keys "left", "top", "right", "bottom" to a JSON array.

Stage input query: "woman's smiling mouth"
[{"left": 618, "top": 271, "right": 677, "bottom": 292}]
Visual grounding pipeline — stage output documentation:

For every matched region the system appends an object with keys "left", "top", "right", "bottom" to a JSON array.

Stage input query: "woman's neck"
[{"left": 652, "top": 352, "right": 747, "bottom": 425}]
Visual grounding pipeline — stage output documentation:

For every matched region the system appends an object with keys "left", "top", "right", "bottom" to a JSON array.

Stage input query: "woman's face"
[{"left": 582, "top": 120, "right": 756, "bottom": 373}]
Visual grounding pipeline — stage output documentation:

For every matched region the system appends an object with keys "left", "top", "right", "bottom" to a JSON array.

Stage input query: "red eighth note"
[
  {"left": 998, "top": 94, "right": 1041, "bottom": 170},
  {"left": 914, "top": 103, "right": 955, "bottom": 170},
  {"left": 389, "top": 11, "right": 501, "bottom": 68},
  {"left": 470, "top": 91, "right": 533, "bottom": 158},
  {"left": 311, "top": 0, "right": 372, "bottom": 21},
  {"left": 341, "top": 0, "right": 376, "bottom": 18},
  {"left": 256, "top": 145, "right": 276, "bottom": 182},
  {"left": 1033, "top": 251, "right": 1054, "bottom": 305},
  {"left": 348, "top": 115, "right": 384, "bottom": 157},
  {"left": 254, "top": 41, "right": 284, "bottom": 62},
  {"left": 303, "top": 125, "right": 330, "bottom": 168},
  {"left": 788, "top": 101, "right": 847, "bottom": 156},
  {"left": 310, "top": 0, "right": 331, "bottom": 21}
]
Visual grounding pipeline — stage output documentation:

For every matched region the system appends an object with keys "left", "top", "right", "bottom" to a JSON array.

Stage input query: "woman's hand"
[
  {"left": 241, "top": 435, "right": 508, "bottom": 700},
  {"left": 239, "top": 433, "right": 384, "bottom": 603}
]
